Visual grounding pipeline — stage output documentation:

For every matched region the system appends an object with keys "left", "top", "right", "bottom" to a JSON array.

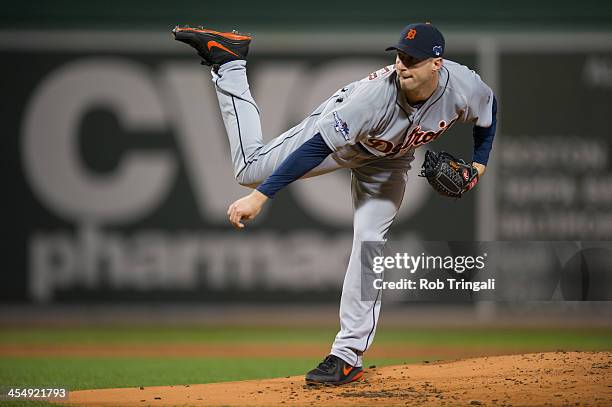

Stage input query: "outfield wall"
[{"left": 2, "top": 29, "right": 612, "bottom": 304}]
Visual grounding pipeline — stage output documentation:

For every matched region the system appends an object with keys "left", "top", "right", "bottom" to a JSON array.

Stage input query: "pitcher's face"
[{"left": 395, "top": 52, "right": 442, "bottom": 93}]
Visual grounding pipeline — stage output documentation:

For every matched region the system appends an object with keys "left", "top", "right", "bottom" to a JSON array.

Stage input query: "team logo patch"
[
  {"left": 333, "top": 112, "right": 350, "bottom": 140},
  {"left": 462, "top": 168, "right": 470, "bottom": 181},
  {"left": 405, "top": 29, "right": 417, "bottom": 40},
  {"left": 433, "top": 45, "right": 443, "bottom": 56}
]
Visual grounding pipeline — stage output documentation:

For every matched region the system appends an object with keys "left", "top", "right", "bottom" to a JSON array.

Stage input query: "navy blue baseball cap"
[{"left": 385, "top": 23, "right": 445, "bottom": 59}]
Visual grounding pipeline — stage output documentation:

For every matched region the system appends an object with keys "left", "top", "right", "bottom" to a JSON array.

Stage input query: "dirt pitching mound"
[{"left": 60, "top": 351, "right": 611, "bottom": 406}]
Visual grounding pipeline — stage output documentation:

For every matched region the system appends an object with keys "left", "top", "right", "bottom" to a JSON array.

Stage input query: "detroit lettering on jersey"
[
  {"left": 315, "top": 60, "right": 494, "bottom": 159},
  {"left": 364, "top": 116, "right": 460, "bottom": 155}
]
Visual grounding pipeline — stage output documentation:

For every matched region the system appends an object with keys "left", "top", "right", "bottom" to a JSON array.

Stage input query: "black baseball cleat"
[
  {"left": 305, "top": 354, "right": 363, "bottom": 385},
  {"left": 172, "top": 26, "right": 252, "bottom": 67}
]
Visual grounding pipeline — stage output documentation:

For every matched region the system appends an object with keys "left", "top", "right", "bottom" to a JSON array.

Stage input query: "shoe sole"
[
  {"left": 172, "top": 26, "right": 251, "bottom": 65},
  {"left": 172, "top": 26, "right": 251, "bottom": 42},
  {"left": 305, "top": 370, "right": 364, "bottom": 386}
]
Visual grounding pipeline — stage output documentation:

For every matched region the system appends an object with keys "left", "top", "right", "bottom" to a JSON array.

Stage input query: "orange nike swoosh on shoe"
[
  {"left": 343, "top": 366, "right": 353, "bottom": 376},
  {"left": 176, "top": 27, "right": 251, "bottom": 41},
  {"left": 207, "top": 40, "right": 240, "bottom": 57}
]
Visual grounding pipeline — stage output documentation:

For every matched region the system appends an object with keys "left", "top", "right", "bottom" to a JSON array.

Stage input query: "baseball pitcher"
[{"left": 172, "top": 22, "right": 497, "bottom": 385}]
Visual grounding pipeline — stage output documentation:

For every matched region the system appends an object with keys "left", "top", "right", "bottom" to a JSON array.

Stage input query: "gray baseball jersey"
[
  {"left": 212, "top": 58, "right": 493, "bottom": 367},
  {"left": 316, "top": 60, "right": 494, "bottom": 163}
]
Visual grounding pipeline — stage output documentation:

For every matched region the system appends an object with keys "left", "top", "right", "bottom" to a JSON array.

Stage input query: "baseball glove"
[{"left": 419, "top": 150, "right": 479, "bottom": 198}]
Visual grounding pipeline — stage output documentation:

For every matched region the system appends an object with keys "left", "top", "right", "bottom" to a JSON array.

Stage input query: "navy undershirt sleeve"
[
  {"left": 472, "top": 96, "right": 498, "bottom": 165},
  {"left": 256, "top": 133, "right": 332, "bottom": 199}
]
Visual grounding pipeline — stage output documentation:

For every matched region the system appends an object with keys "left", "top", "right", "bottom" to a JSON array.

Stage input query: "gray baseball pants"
[{"left": 212, "top": 60, "right": 412, "bottom": 367}]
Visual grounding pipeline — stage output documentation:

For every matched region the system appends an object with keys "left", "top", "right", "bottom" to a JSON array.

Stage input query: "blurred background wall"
[
  {"left": 1, "top": 0, "right": 611, "bottom": 30},
  {"left": 2, "top": 1, "right": 611, "bottom": 322}
]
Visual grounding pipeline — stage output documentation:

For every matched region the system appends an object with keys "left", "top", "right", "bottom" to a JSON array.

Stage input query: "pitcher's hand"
[
  {"left": 227, "top": 189, "right": 269, "bottom": 229},
  {"left": 472, "top": 162, "right": 486, "bottom": 177}
]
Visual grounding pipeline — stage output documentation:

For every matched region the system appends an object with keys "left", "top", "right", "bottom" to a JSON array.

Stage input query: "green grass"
[
  {"left": 0, "top": 355, "right": 409, "bottom": 407},
  {"left": 0, "top": 326, "right": 337, "bottom": 345},
  {"left": 0, "top": 357, "right": 379, "bottom": 389},
  {"left": 0, "top": 356, "right": 411, "bottom": 390},
  {"left": 0, "top": 358, "right": 411, "bottom": 407},
  {"left": 1, "top": 326, "right": 611, "bottom": 349},
  {"left": 377, "top": 327, "right": 612, "bottom": 349}
]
